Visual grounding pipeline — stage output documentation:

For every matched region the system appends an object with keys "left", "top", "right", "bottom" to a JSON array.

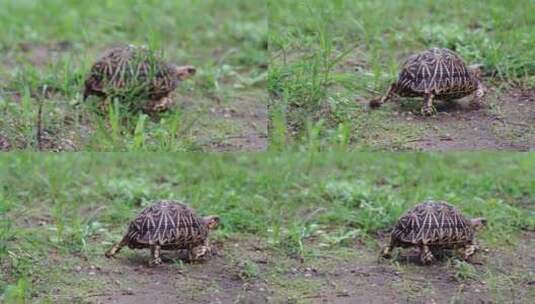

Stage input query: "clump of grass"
[{"left": 237, "top": 259, "right": 260, "bottom": 281}]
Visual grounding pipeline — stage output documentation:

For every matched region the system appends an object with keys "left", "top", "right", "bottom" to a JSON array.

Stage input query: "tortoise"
[
  {"left": 105, "top": 200, "right": 219, "bottom": 265},
  {"left": 370, "top": 48, "right": 486, "bottom": 116},
  {"left": 83, "top": 45, "right": 196, "bottom": 114},
  {"left": 382, "top": 201, "right": 486, "bottom": 264}
]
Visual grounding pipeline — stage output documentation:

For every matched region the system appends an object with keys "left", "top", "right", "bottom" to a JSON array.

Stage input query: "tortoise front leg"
[
  {"left": 150, "top": 245, "right": 162, "bottom": 266},
  {"left": 421, "top": 93, "right": 435, "bottom": 116},
  {"left": 469, "top": 82, "right": 486, "bottom": 110},
  {"left": 419, "top": 245, "right": 435, "bottom": 264},
  {"left": 189, "top": 239, "right": 211, "bottom": 262},
  {"left": 463, "top": 243, "right": 478, "bottom": 260},
  {"left": 143, "top": 94, "right": 174, "bottom": 115},
  {"left": 105, "top": 235, "right": 128, "bottom": 258}
]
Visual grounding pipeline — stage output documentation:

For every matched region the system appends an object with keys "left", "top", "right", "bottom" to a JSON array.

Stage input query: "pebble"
[{"left": 123, "top": 288, "right": 134, "bottom": 295}]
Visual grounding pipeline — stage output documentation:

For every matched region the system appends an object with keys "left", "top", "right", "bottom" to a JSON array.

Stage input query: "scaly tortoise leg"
[
  {"left": 421, "top": 93, "right": 435, "bottom": 116},
  {"left": 463, "top": 243, "right": 478, "bottom": 261},
  {"left": 189, "top": 239, "right": 211, "bottom": 262},
  {"left": 420, "top": 245, "right": 435, "bottom": 264},
  {"left": 370, "top": 83, "right": 396, "bottom": 109},
  {"left": 150, "top": 245, "right": 162, "bottom": 266},
  {"left": 469, "top": 85, "right": 485, "bottom": 110},
  {"left": 105, "top": 236, "right": 128, "bottom": 258},
  {"left": 143, "top": 93, "right": 175, "bottom": 115},
  {"left": 381, "top": 239, "right": 396, "bottom": 259}
]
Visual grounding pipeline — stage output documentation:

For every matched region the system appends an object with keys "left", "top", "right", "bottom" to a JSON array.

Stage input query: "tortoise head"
[
  {"left": 173, "top": 65, "right": 196, "bottom": 81},
  {"left": 470, "top": 217, "right": 487, "bottom": 231},
  {"left": 202, "top": 215, "right": 220, "bottom": 230}
]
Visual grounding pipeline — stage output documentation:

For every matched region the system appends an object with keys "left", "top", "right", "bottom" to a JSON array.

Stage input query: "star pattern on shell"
[
  {"left": 105, "top": 200, "right": 219, "bottom": 266},
  {"left": 370, "top": 48, "right": 486, "bottom": 116},
  {"left": 83, "top": 45, "right": 196, "bottom": 115},
  {"left": 382, "top": 200, "right": 486, "bottom": 264}
]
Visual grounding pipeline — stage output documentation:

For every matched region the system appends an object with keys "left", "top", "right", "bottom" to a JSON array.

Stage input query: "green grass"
[
  {"left": 0, "top": 0, "right": 267, "bottom": 151},
  {"left": 269, "top": 0, "right": 535, "bottom": 150},
  {"left": 1, "top": 153, "right": 534, "bottom": 302}
]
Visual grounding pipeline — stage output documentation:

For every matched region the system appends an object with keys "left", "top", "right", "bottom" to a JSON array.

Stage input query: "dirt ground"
[
  {"left": 378, "top": 88, "right": 535, "bottom": 151},
  {"left": 37, "top": 232, "right": 534, "bottom": 304},
  {"left": 188, "top": 90, "right": 268, "bottom": 152}
]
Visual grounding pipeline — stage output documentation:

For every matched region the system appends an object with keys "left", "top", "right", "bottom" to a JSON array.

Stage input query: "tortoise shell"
[
  {"left": 391, "top": 201, "right": 474, "bottom": 247},
  {"left": 394, "top": 48, "right": 478, "bottom": 100},
  {"left": 124, "top": 200, "right": 209, "bottom": 250},
  {"left": 83, "top": 45, "right": 179, "bottom": 102}
]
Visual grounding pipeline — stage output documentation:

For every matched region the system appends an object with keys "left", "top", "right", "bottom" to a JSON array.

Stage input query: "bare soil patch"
[
  {"left": 191, "top": 90, "right": 267, "bottom": 152},
  {"left": 74, "top": 237, "right": 272, "bottom": 304},
  {"left": 381, "top": 88, "right": 535, "bottom": 151}
]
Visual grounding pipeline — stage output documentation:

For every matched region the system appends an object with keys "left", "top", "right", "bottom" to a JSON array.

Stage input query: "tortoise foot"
[
  {"left": 421, "top": 106, "right": 435, "bottom": 116},
  {"left": 149, "top": 257, "right": 162, "bottom": 266},
  {"left": 381, "top": 246, "right": 393, "bottom": 259}
]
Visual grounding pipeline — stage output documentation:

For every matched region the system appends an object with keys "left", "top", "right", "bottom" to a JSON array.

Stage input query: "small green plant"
[
  {"left": 237, "top": 259, "right": 260, "bottom": 280},
  {"left": 131, "top": 114, "right": 147, "bottom": 150},
  {"left": 452, "top": 260, "right": 479, "bottom": 281},
  {"left": 2, "top": 277, "right": 30, "bottom": 304}
]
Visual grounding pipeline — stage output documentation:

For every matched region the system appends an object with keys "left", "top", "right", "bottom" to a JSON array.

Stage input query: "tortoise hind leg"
[
  {"left": 419, "top": 245, "right": 435, "bottom": 264},
  {"left": 381, "top": 239, "right": 396, "bottom": 259},
  {"left": 370, "top": 83, "right": 396, "bottom": 109},
  {"left": 421, "top": 93, "right": 435, "bottom": 116},
  {"left": 105, "top": 236, "right": 128, "bottom": 258}
]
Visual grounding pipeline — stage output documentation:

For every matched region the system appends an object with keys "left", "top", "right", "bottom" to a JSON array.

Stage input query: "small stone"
[
  {"left": 123, "top": 288, "right": 135, "bottom": 295},
  {"left": 74, "top": 266, "right": 82, "bottom": 272},
  {"left": 88, "top": 271, "right": 96, "bottom": 276}
]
